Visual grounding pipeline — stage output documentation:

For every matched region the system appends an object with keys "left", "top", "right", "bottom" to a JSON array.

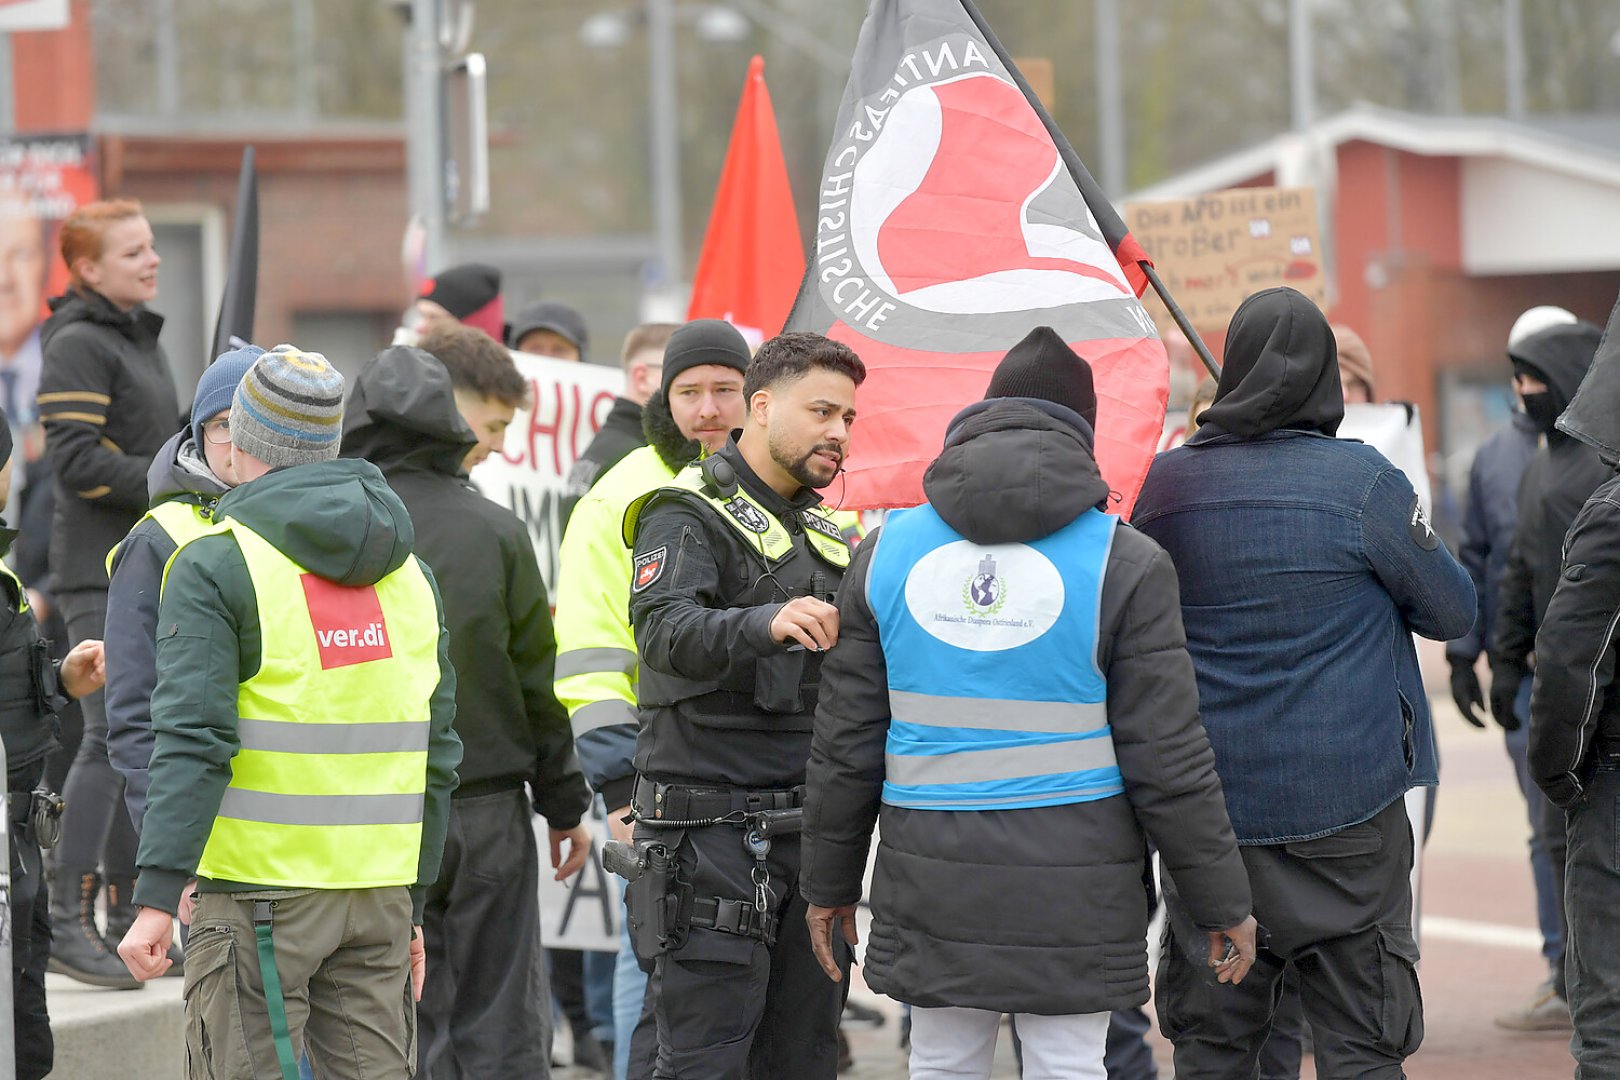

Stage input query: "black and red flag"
[
  {"left": 786, "top": 0, "right": 1167, "bottom": 514},
  {"left": 212, "top": 146, "right": 258, "bottom": 359}
]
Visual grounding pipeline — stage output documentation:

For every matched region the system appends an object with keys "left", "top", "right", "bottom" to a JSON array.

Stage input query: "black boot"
[
  {"left": 105, "top": 874, "right": 183, "bottom": 976},
  {"left": 47, "top": 868, "right": 142, "bottom": 989}
]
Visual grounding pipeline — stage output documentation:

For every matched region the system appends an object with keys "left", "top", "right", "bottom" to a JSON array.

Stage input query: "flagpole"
[{"left": 955, "top": 0, "right": 1220, "bottom": 378}]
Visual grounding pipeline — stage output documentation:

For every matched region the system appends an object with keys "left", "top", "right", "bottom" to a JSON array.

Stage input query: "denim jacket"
[{"left": 1133, "top": 426, "right": 1476, "bottom": 843}]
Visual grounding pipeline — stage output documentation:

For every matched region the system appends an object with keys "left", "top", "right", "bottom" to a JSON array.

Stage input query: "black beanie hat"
[
  {"left": 984, "top": 326, "right": 1098, "bottom": 431},
  {"left": 661, "top": 319, "right": 750, "bottom": 396},
  {"left": 419, "top": 263, "right": 502, "bottom": 320}
]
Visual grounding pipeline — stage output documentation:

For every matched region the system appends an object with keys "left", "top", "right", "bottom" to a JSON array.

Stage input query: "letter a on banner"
[{"left": 786, "top": 0, "right": 1167, "bottom": 515}]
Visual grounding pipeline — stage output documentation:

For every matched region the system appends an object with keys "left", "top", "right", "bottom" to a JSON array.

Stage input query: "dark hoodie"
[
  {"left": 132, "top": 458, "right": 463, "bottom": 920},
  {"left": 801, "top": 397, "right": 1251, "bottom": 1014},
  {"left": 38, "top": 287, "right": 179, "bottom": 593},
  {"left": 105, "top": 431, "right": 232, "bottom": 829},
  {"left": 1197, "top": 286, "right": 1344, "bottom": 438},
  {"left": 1493, "top": 320, "right": 1609, "bottom": 675},
  {"left": 341, "top": 347, "right": 589, "bottom": 826}
]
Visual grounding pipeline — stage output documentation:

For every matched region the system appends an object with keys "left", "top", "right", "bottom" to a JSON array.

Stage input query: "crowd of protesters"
[{"left": 0, "top": 192, "right": 1616, "bottom": 1080}]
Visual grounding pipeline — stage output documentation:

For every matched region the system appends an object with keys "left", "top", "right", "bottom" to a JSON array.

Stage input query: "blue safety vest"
[{"left": 866, "top": 503, "right": 1125, "bottom": 812}]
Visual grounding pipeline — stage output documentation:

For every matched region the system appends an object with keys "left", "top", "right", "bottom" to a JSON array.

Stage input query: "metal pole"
[
  {"left": 1289, "top": 0, "right": 1315, "bottom": 133},
  {"left": 1141, "top": 262, "right": 1220, "bottom": 379},
  {"left": 406, "top": 0, "right": 446, "bottom": 272},
  {"left": 647, "top": 0, "right": 685, "bottom": 292},
  {"left": 1094, "top": 0, "right": 1126, "bottom": 198},
  {"left": 1503, "top": 0, "right": 1526, "bottom": 119},
  {"left": 0, "top": 34, "right": 13, "bottom": 133}
]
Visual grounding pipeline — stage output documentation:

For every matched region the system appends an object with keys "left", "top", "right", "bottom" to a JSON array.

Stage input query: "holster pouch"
[
  {"left": 30, "top": 638, "right": 59, "bottom": 715},
  {"left": 625, "top": 835, "right": 692, "bottom": 960},
  {"left": 753, "top": 650, "right": 807, "bottom": 714}
]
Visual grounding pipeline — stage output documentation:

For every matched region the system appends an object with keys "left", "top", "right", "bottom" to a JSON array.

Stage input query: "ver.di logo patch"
[{"left": 301, "top": 574, "right": 393, "bottom": 670}]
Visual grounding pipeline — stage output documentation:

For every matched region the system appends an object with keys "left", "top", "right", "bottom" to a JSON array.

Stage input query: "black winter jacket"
[
  {"left": 343, "top": 347, "right": 590, "bottom": 827},
  {"left": 1447, "top": 412, "right": 1537, "bottom": 665},
  {"left": 1493, "top": 323, "right": 1609, "bottom": 681},
  {"left": 38, "top": 288, "right": 179, "bottom": 594},
  {"left": 799, "top": 399, "right": 1251, "bottom": 1015},
  {"left": 1529, "top": 475, "right": 1620, "bottom": 807}
]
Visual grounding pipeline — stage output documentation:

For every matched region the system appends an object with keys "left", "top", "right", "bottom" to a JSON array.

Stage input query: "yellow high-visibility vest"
[
  {"left": 163, "top": 519, "right": 442, "bottom": 889},
  {"left": 106, "top": 499, "right": 216, "bottom": 577}
]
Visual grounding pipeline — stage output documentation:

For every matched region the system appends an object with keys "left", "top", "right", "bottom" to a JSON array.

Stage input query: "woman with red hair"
[{"left": 36, "top": 197, "right": 179, "bottom": 990}]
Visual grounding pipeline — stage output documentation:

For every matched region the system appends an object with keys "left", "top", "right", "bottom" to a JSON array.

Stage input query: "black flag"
[{"left": 211, "top": 146, "right": 258, "bottom": 360}]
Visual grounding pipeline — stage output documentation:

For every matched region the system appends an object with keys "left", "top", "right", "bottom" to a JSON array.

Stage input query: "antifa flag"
[
  {"left": 786, "top": 0, "right": 1167, "bottom": 514},
  {"left": 212, "top": 146, "right": 258, "bottom": 360},
  {"left": 687, "top": 56, "right": 804, "bottom": 347}
]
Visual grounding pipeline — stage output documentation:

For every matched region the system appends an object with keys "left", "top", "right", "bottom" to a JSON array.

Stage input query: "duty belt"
[{"left": 633, "top": 776, "right": 804, "bottom": 823}]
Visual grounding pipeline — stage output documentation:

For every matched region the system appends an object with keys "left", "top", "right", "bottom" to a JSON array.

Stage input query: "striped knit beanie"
[{"left": 230, "top": 344, "right": 345, "bottom": 468}]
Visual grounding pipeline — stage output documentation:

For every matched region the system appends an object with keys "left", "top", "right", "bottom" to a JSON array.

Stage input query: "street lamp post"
[{"left": 647, "top": 0, "right": 686, "bottom": 302}]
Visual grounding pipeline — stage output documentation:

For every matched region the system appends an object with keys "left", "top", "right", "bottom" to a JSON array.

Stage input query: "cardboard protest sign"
[{"left": 1125, "top": 187, "right": 1326, "bottom": 332}]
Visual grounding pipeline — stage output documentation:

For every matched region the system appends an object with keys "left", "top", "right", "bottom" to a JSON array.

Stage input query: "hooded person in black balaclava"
[
  {"left": 1491, "top": 319, "right": 1607, "bottom": 728},
  {"left": 1523, "top": 292, "right": 1620, "bottom": 1077}
]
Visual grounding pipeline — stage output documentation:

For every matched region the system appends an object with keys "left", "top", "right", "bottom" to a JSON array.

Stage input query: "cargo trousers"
[{"left": 183, "top": 886, "right": 417, "bottom": 1080}]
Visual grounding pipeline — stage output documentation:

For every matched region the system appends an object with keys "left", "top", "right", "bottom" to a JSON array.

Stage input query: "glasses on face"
[{"left": 203, "top": 418, "right": 231, "bottom": 445}]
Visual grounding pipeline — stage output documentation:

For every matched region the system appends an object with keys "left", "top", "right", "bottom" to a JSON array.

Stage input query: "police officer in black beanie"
[{"left": 0, "top": 411, "right": 110, "bottom": 1079}]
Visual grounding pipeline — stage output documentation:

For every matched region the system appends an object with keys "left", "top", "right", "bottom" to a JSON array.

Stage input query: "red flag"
[
  {"left": 687, "top": 56, "right": 804, "bottom": 348},
  {"left": 785, "top": 0, "right": 1166, "bottom": 515}
]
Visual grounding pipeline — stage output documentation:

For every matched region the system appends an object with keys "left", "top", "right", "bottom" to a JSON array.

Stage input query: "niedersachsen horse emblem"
[
  {"left": 963, "top": 553, "right": 1007, "bottom": 617},
  {"left": 724, "top": 497, "right": 771, "bottom": 534}
]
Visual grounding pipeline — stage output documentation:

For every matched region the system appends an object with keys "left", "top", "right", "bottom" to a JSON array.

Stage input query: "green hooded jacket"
[{"left": 132, "top": 458, "right": 462, "bottom": 922}]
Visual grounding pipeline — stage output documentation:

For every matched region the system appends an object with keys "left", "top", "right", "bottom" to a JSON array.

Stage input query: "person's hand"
[
  {"left": 60, "top": 639, "right": 106, "bottom": 700},
  {"left": 806, "top": 902, "right": 859, "bottom": 982},
  {"left": 409, "top": 926, "right": 426, "bottom": 1002},
  {"left": 117, "top": 906, "right": 176, "bottom": 981},
  {"left": 550, "top": 823, "right": 592, "bottom": 882},
  {"left": 608, "top": 805, "right": 634, "bottom": 845},
  {"left": 177, "top": 881, "right": 198, "bottom": 926},
  {"left": 769, "top": 597, "right": 839, "bottom": 652},
  {"left": 1449, "top": 657, "right": 1487, "bottom": 728},
  {"left": 1206, "top": 916, "right": 1257, "bottom": 986},
  {"left": 1489, "top": 664, "right": 1524, "bottom": 732}
]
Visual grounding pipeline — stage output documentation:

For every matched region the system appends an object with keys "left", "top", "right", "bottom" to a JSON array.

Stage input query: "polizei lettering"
[{"left": 815, "top": 35, "right": 991, "bottom": 334}]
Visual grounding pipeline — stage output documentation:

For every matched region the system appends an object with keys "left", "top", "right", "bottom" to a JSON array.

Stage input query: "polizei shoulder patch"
[
  {"left": 632, "top": 546, "right": 668, "bottom": 592},
  {"left": 1408, "top": 495, "right": 1439, "bottom": 551}
]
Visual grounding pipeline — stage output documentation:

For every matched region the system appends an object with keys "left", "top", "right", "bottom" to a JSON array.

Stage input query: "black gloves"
[
  {"left": 1449, "top": 657, "right": 1486, "bottom": 728},
  {"left": 1488, "top": 662, "right": 1525, "bottom": 733}
]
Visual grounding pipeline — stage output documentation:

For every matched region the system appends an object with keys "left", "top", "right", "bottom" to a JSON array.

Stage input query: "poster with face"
[{"left": 0, "top": 134, "right": 96, "bottom": 437}]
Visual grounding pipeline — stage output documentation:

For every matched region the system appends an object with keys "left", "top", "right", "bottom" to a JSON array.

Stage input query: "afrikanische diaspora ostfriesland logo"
[{"left": 963, "top": 553, "right": 1008, "bottom": 617}]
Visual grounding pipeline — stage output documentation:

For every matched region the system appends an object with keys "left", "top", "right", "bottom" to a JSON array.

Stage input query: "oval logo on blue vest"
[{"left": 904, "top": 540, "right": 1064, "bottom": 651}]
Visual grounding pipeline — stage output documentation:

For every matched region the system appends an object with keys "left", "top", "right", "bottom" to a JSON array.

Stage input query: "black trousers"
[
  {"left": 635, "top": 823, "right": 849, "bottom": 1080},
  {"left": 1157, "top": 799, "right": 1422, "bottom": 1080},
  {"left": 417, "top": 788, "right": 551, "bottom": 1079},
  {"left": 54, "top": 589, "right": 137, "bottom": 877},
  {"left": 1566, "top": 762, "right": 1620, "bottom": 1077},
  {"left": 12, "top": 767, "right": 51, "bottom": 1080}
]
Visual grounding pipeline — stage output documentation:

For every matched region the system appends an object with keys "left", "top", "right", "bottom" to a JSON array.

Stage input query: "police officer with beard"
[{"left": 621, "top": 332, "right": 865, "bottom": 1080}]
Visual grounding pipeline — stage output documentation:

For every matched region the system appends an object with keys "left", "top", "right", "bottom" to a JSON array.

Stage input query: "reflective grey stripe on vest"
[
  {"left": 238, "top": 719, "right": 429, "bottom": 755},
  {"left": 555, "top": 647, "right": 638, "bottom": 680},
  {"left": 889, "top": 689, "right": 1109, "bottom": 735},
  {"left": 570, "top": 697, "right": 638, "bottom": 737},
  {"left": 218, "top": 789, "right": 425, "bottom": 827},
  {"left": 886, "top": 734, "right": 1119, "bottom": 788},
  {"left": 895, "top": 783, "right": 1126, "bottom": 809}
]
